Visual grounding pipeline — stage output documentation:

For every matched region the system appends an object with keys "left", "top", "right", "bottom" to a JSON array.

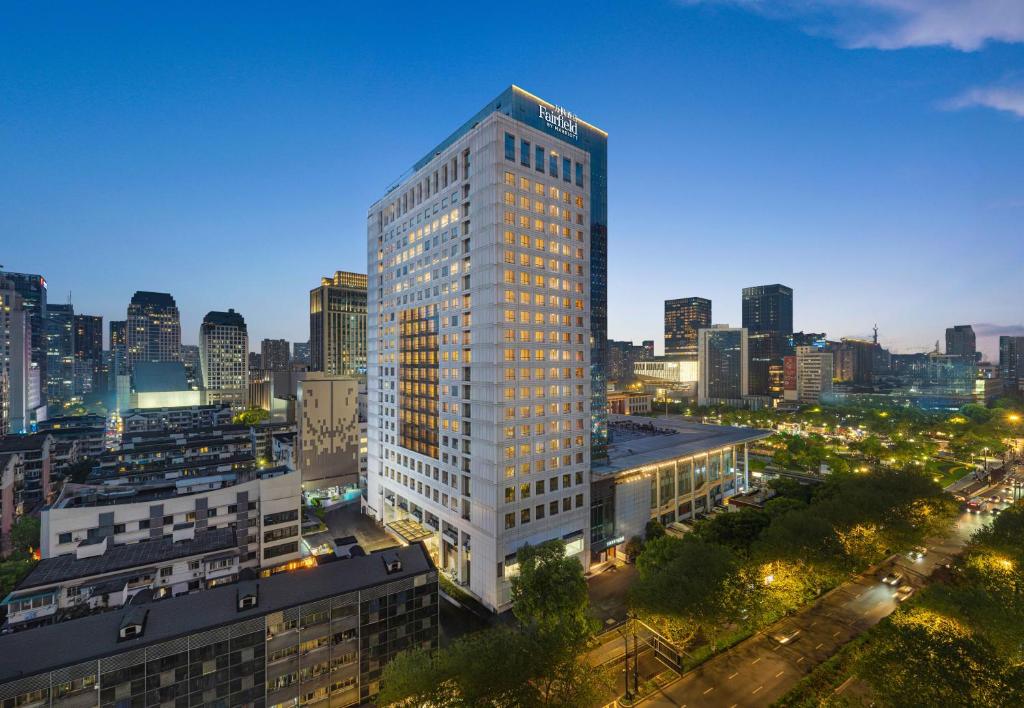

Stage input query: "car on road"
[
  {"left": 881, "top": 571, "right": 904, "bottom": 586},
  {"left": 771, "top": 628, "right": 801, "bottom": 644},
  {"left": 966, "top": 500, "right": 982, "bottom": 514},
  {"left": 908, "top": 546, "right": 927, "bottom": 561},
  {"left": 893, "top": 585, "right": 914, "bottom": 602}
]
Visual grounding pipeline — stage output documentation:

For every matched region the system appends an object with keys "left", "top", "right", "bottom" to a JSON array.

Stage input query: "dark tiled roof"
[
  {"left": 15, "top": 527, "right": 239, "bottom": 590},
  {"left": 0, "top": 544, "right": 435, "bottom": 683}
]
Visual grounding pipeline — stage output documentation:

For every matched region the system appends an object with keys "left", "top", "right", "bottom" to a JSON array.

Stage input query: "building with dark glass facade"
[
  {"left": 0, "top": 545, "right": 437, "bottom": 708},
  {"left": 742, "top": 284, "right": 792, "bottom": 396},
  {"left": 698, "top": 325, "right": 748, "bottom": 406},
  {"left": 664, "top": 297, "right": 711, "bottom": 359},
  {"left": 945, "top": 324, "right": 977, "bottom": 359}
]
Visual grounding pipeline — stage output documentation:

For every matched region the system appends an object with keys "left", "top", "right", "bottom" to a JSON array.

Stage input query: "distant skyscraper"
[
  {"left": 641, "top": 340, "right": 654, "bottom": 359},
  {"left": 608, "top": 340, "right": 649, "bottom": 382},
  {"left": 999, "top": 336, "right": 1024, "bottom": 393},
  {"left": 309, "top": 271, "right": 367, "bottom": 378},
  {"left": 665, "top": 297, "right": 711, "bottom": 358},
  {"left": 109, "top": 319, "right": 127, "bottom": 392},
  {"left": 742, "top": 284, "right": 793, "bottom": 396},
  {"left": 292, "top": 340, "right": 310, "bottom": 365},
  {"left": 199, "top": 309, "right": 249, "bottom": 408},
  {"left": 698, "top": 325, "right": 748, "bottom": 406},
  {"left": 945, "top": 324, "right": 977, "bottom": 359},
  {"left": 180, "top": 344, "right": 200, "bottom": 389},
  {"left": 46, "top": 302, "right": 75, "bottom": 407},
  {"left": 0, "top": 278, "right": 37, "bottom": 433},
  {"left": 261, "top": 338, "right": 290, "bottom": 371},
  {"left": 73, "top": 314, "right": 103, "bottom": 394},
  {"left": 248, "top": 351, "right": 262, "bottom": 371},
  {"left": 795, "top": 345, "right": 834, "bottom": 403},
  {"left": 742, "top": 284, "right": 793, "bottom": 335},
  {"left": 126, "top": 291, "right": 181, "bottom": 373},
  {"left": 0, "top": 270, "right": 48, "bottom": 407}
]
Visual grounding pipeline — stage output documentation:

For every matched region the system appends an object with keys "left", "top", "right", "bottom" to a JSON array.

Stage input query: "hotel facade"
[{"left": 365, "top": 86, "right": 607, "bottom": 610}]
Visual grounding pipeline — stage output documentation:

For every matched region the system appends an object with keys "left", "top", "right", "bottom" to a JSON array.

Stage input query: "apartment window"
[
  {"left": 521, "top": 508, "right": 531, "bottom": 524},
  {"left": 160, "top": 566, "right": 172, "bottom": 577},
  {"left": 504, "top": 132, "right": 515, "bottom": 161},
  {"left": 520, "top": 139, "right": 530, "bottom": 167},
  {"left": 504, "top": 512, "right": 516, "bottom": 530},
  {"left": 536, "top": 504, "right": 545, "bottom": 520},
  {"left": 58, "top": 532, "right": 72, "bottom": 544},
  {"left": 264, "top": 509, "right": 299, "bottom": 526},
  {"left": 535, "top": 146, "right": 545, "bottom": 172},
  {"left": 575, "top": 162, "right": 583, "bottom": 186},
  {"left": 264, "top": 542, "right": 299, "bottom": 560},
  {"left": 562, "top": 157, "right": 571, "bottom": 182}
]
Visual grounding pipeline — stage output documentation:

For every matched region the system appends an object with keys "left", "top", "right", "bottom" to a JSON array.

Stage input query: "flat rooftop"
[
  {"left": 0, "top": 544, "right": 435, "bottom": 683},
  {"left": 592, "top": 415, "right": 772, "bottom": 478},
  {"left": 55, "top": 465, "right": 292, "bottom": 509},
  {"left": 13, "top": 527, "right": 238, "bottom": 591}
]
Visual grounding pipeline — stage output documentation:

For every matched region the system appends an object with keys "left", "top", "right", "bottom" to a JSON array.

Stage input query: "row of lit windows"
[
  {"left": 503, "top": 495, "right": 586, "bottom": 530},
  {"left": 505, "top": 470, "right": 584, "bottom": 500},
  {"left": 504, "top": 210, "right": 585, "bottom": 231},
  {"left": 503, "top": 172, "right": 585, "bottom": 207},
  {"left": 503, "top": 231, "right": 585, "bottom": 257},
  {"left": 504, "top": 366, "right": 586, "bottom": 380}
]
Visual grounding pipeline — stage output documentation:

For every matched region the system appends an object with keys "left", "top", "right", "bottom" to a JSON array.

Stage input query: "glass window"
[
  {"left": 520, "top": 139, "right": 530, "bottom": 167},
  {"left": 575, "top": 162, "right": 583, "bottom": 187},
  {"left": 504, "top": 132, "right": 515, "bottom": 161},
  {"left": 535, "top": 146, "right": 545, "bottom": 172},
  {"left": 549, "top": 153, "right": 558, "bottom": 178},
  {"left": 709, "top": 452, "right": 721, "bottom": 481},
  {"left": 677, "top": 460, "right": 692, "bottom": 494},
  {"left": 694, "top": 456, "right": 707, "bottom": 488},
  {"left": 562, "top": 157, "right": 571, "bottom": 182}
]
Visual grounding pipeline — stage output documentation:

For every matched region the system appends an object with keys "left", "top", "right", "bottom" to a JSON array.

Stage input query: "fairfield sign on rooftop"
[{"left": 538, "top": 103, "right": 579, "bottom": 140}]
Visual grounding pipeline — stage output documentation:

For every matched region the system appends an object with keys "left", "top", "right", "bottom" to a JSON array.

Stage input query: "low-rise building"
[
  {"left": 607, "top": 391, "right": 654, "bottom": 415},
  {"left": 0, "top": 544, "right": 437, "bottom": 708},
  {"left": 0, "top": 433, "right": 53, "bottom": 507},
  {"left": 121, "top": 404, "right": 233, "bottom": 433},
  {"left": 296, "top": 373, "right": 360, "bottom": 495},
  {"left": 2, "top": 526, "right": 243, "bottom": 631},
  {"left": 40, "top": 466, "right": 302, "bottom": 572},
  {"left": 590, "top": 415, "right": 772, "bottom": 563},
  {"left": 0, "top": 453, "right": 25, "bottom": 556},
  {"left": 633, "top": 358, "right": 699, "bottom": 384}
]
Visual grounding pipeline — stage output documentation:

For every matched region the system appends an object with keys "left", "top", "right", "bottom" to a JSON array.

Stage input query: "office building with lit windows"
[
  {"left": 126, "top": 291, "right": 182, "bottom": 374},
  {"left": 365, "top": 86, "right": 606, "bottom": 610},
  {"left": 199, "top": 309, "right": 249, "bottom": 409},
  {"left": 664, "top": 297, "right": 711, "bottom": 359},
  {"left": 697, "top": 325, "right": 749, "bottom": 407},
  {"left": 310, "top": 272, "right": 368, "bottom": 378}
]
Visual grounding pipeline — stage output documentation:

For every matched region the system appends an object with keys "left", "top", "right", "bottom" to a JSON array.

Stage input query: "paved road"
[{"left": 639, "top": 507, "right": 990, "bottom": 707}]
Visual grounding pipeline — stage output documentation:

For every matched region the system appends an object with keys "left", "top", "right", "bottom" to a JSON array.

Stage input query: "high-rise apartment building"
[
  {"left": 108, "top": 319, "right": 126, "bottom": 391},
  {"left": 73, "top": 314, "right": 103, "bottom": 394},
  {"left": 0, "top": 278, "right": 37, "bottom": 434},
  {"left": 665, "top": 297, "right": 711, "bottom": 358},
  {"left": 180, "top": 343, "right": 200, "bottom": 389},
  {"left": 45, "top": 303, "right": 75, "bottom": 407},
  {"left": 199, "top": 309, "right": 249, "bottom": 408},
  {"left": 261, "top": 338, "right": 290, "bottom": 371},
  {"left": 0, "top": 271, "right": 47, "bottom": 408},
  {"left": 795, "top": 345, "right": 834, "bottom": 403},
  {"left": 310, "top": 271, "right": 368, "bottom": 378},
  {"left": 698, "top": 325, "right": 748, "bottom": 406},
  {"left": 126, "top": 291, "right": 181, "bottom": 374},
  {"left": 365, "top": 86, "right": 605, "bottom": 610},
  {"left": 946, "top": 324, "right": 977, "bottom": 359}
]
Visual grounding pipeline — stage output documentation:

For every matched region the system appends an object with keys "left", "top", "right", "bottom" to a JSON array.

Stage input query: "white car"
[
  {"left": 894, "top": 585, "right": 914, "bottom": 603},
  {"left": 771, "top": 628, "right": 801, "bottom": 644},
  {"left": 881, "top": 571, "right": 903, "bottom": 586}
]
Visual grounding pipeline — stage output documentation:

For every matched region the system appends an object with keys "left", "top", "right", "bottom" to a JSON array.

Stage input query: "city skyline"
[{"left": 3, "top": 3, "right": 1022, "bottom": 359}]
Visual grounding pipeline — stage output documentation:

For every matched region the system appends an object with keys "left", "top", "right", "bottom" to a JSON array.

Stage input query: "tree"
[
  {"left": 512, "top": 540, "right": 594, "bottom": 652},
  {"left": 9, "top": 516, "right": 40, "bottom": 556},
  {"left": 64, "top": 458, "right": 95, "bottom": 484},
  {"left": 856, "top": 608, "right": 1003, "bottom": 707},
  {"left": 232, "top": 407, "right": 269, "bottom": 426},
  {"left": 631, "top": 538, "right": 738, "bottom": 649},
  {"left": 692, "top": 508, "right": 769, "bottom": 552}
]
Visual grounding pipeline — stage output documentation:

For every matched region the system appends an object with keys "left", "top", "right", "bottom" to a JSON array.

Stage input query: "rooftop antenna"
[{"left": 872, "top": 324, "right": 878, "bottom": 345}]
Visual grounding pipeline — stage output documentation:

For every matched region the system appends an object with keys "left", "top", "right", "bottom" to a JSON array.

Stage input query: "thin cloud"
[
  {"left": 944, "top": 85, "right": 1024, "bottom": 118},
  {"left": 973, "top": 323, "right": 1024, "bottom": 337},
  {"left": 679, "top": 0, "right": 1024, "bottom": 51}
]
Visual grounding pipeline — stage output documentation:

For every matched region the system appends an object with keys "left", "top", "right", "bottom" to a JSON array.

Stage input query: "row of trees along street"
[
  {"left": 777, "top": 501, "right": 1024, "bottom": 707},
  {"left": 629, "top": 468, "right": 959, "bottom": 659},
  {"left": 377, "top": 540, "right": 612, "bottom": 707}
]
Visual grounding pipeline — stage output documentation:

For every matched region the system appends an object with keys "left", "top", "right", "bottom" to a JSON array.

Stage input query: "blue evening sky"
[{"left": 2, "top": 2, "right": 1022, "bottom": 359}]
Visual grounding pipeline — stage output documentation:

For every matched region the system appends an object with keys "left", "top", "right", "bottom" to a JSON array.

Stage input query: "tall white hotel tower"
[{"left": 366, "top": 86, "right": 608, "bottom": 610}]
